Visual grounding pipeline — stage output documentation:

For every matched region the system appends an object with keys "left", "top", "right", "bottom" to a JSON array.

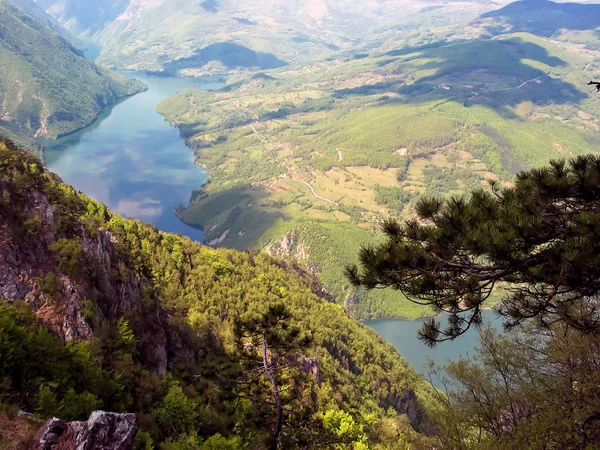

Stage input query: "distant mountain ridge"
[
  {"left": 0, "top": 0, "right": 146, "bottom": 141},
  {"left": 38, "top": 0, "right": 130, "bottom": 37},
  {"left": 34, "top": 0, "right": 512, "bottom": 73},
  {"left": 473, "top": 0, "right": 600, "bottom": 37}
]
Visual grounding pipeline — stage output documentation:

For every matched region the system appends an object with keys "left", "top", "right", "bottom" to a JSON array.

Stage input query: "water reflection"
[{"left": 44, "top": 73, "right": 224, "bottom": 242}]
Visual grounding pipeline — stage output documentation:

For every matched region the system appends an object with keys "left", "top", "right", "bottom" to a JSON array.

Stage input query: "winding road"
[{"left": 242, "top": 106, "right": 339, "bottom": 206}]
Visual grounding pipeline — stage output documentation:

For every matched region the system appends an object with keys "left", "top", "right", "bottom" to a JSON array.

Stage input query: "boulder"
[{"left": 36, "top": 411, "right": 138, "bottom": 450}]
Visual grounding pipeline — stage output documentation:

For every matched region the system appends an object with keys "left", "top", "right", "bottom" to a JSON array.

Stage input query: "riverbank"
[{"left": 43, "top": 72, "right": 224, "bottom": 243}]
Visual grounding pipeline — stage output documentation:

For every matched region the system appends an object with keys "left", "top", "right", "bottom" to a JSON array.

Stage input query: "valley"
[
  {"left": 157, "top": 32, "right": 600, "bottom": 319},
  {"left": 2, "top": 0, "right": 600, "bottom": 448},
  {"left": 3, "top": 0, "right": 600, "bottom": 322},
  {"left": 43, "top": 72, "right": 223, "bottom": 241}
]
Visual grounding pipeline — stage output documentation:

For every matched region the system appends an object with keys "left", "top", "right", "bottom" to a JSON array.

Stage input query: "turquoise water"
[
  {"left": 44, "top": 73, "right": 224, "bottom": 242},
  {"left": 365, "top": 310, "right": 503, "bottom": 380}
]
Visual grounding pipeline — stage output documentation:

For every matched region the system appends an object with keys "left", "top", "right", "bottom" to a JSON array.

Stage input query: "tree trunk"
[{"left": 262, "top": 333, "right": 283, "bottom": 450}]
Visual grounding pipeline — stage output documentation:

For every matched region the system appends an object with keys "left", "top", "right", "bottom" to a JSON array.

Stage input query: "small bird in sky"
[{"left": 588, "top": 81, "right": 600, "bottom": 92}]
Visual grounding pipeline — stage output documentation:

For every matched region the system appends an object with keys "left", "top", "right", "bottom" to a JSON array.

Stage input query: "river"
[
  {"left": 44, "top": 73, "right": 224, "bottom": 242},
  {"left": 365, "top": 310, "right": 503, "bottom": 384},
  {"left": 43, "top": 72, "right": 501, "bottom": 382}
]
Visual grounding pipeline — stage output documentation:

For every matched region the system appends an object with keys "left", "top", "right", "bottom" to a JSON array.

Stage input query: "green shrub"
[{"left": 49, "top": 238, "right": 83, "bottom": 277}]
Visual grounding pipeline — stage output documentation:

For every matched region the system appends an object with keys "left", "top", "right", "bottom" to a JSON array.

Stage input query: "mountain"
[
  {"left": 468, "top": 0, "right": 600, "bottom": 48},
  {"left": 36, "top": 0, "right": 512, "bottom": 73},
  {"left": 0, "top": 0, "right": 146, "bottom": 141},
  {"left": 157, "top": 32, "right": 600, "bottom": 320},
  {"left": 34, "top": 0, "right": 130, "bottom": 38},
  {"left": 5, "top": 0, "right": 69, "bottom": 38},
  {"left": 0, "top": 139, "right": 437, "bottom": 448}
]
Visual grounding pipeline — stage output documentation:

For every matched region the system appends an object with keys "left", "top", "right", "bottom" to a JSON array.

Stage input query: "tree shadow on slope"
[
  {"left": 164, "top": 42, "right": 288, "bottom": 74},
  {"left": 334, "top": 37, "right": 587, "bottom": 111},
  {"left": 477, "top": 0, "right": 600, "bottom": 38},
  {"left": 182, "top": 185, "right": 286, "bottom": 250}
]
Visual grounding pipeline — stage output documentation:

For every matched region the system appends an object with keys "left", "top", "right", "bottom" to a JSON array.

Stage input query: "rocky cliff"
[
  {"left": 37, "top": 412, "right": 138, "bottom": 450},
  {"left": 0, "top": 140, "right": 436, "bottom": 448}
]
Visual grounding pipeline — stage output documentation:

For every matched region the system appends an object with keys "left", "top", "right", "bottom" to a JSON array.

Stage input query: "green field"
[{"left": 158, "top": 32, "right": 600, "bottom": 319}]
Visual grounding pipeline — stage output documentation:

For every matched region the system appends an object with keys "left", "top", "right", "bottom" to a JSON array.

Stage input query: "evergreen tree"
[
  {"left": 347, "top": 155, "right": 600, "bottom": 345},
  {"left": 233, "top": 304, "right": 312, "bottom": 449}
]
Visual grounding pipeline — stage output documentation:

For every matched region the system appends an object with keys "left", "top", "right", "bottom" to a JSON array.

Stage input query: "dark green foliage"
[
  {"left": 348, "top": 155, "right": 600, "bottom": 345},
  {"left": 49, "top": 238, "right": 83, "bottom": 277},
  {"left": 38, "top": 272, "right": 61, "bottom": 300},
  {"left": 151, "top": 384, "right": 199, "bottom": 436},
  {"left": 0, "top": 143, "right": 434, "bottom": 448},
  {"left": 0, "top": 301, "right": 117, "bottom": 420},
  {"left": 431, "top": 324, "right": 600, "bottom": 449},
  {"left": 396, "top": 157, "right": 410, "bottom": 182},
  {"left": 233, "top": 304, "right": 313, "bottom": 449},
  {"left": 374, "top": 185, "right": 415, "bottom": 213}
]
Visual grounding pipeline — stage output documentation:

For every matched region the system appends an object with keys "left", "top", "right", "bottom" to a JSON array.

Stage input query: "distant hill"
[
  {"left": 0, "top": 0, "right": 146, "bottom": 141},
  {"left": 472, "top": 0, "right": 600, "bottom": 37},
  {"left": 34, "top": 0, "right": 130, "bottom": 37},
  {"left": 35, "top": 0, "right": 512, "bottom": 73}
]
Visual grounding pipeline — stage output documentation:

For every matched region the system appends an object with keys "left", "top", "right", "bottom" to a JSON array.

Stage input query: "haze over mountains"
[{"left": 35, "top": 0, "right": 512, "bottom": 72}]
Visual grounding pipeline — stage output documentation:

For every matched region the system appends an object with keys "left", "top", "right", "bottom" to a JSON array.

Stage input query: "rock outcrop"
[
  {"left": 380, "top": 389, "right": 426, "bottom": 431},
  {"left": 36, "top": 411, "right": 138, "bottom": 450},
  {"left": 0, "top": 160, "right": 169, "bottom": 374}
]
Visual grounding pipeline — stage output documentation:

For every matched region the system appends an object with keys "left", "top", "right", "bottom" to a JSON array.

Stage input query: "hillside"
[
  {"left": 157, "top": 32, "right": 600, "bottom": 320},
  {"left": 0, "top": 138, "right": 438, "bottom": 448},
  {"left": 0, "top": 0, "right": 146, "bottom": 141},
  {"left": 473, "top": 0, "right": 600, "bottom": 37},
  {"left": 466, "top": 0, "right": 600, "bottom": 52},
  {"left": 5, "top": 0, "right": 73, "bottom": 41},
  {"left": 36, "top": 0, "right": 512, "bottom": 74}
]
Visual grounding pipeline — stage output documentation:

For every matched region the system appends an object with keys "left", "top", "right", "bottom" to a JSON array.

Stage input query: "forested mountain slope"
[
  {"left": 0, "top": 139, "right": 437, "bottom": 448},
  {"left": 0, "top": 0, "right": 146, "bottom": 141},
  {"left": 35, "top": 0, "right": 511, "bottom": 73},
  {"left": 4, "top": 0, "right": 72, "bottom": 40},
  {"left": 157, "top": 31, "right": 600, "bottom": 320}
]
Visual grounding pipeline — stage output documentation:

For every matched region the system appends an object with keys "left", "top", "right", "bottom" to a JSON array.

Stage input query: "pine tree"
[
  {"left": 233, "top": 304, "right": 312, "bottom": 449},
  {"left": 347, "top": 155, "right": 600, "bottom": 345}
]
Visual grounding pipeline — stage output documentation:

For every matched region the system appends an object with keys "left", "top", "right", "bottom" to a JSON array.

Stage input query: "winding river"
[
  {"left": 44, "top": 73, "right": 224, "bottom": 242},
  {"left": 42, "top": 72, "right": 501, "bottom": 377}
]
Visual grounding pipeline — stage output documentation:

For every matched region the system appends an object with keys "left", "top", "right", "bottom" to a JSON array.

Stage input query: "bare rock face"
[
  {"left": 36, "top": 411, "right": 138, "bottom": 450},
  {"left": 301, "top": 355, "right": 321, "bottom": 386},
  {"left": 0, "top": 173, "right": 169, "bottom": 374},
  {"left": 380, "top": 389, "right": 425, "bottom": 431}
]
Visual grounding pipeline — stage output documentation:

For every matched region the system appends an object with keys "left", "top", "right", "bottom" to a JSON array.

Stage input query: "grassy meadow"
[{"left": 158, "top": 32, "right": 600, "bottom": 319}]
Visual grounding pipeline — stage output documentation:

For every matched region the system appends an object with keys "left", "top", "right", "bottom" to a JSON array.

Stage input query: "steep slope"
[
  {"left": 0, "top": 0, "right": 146, "bottom": 140},
  {"left": 37, "top": 0, "right": 511, "bottom": 73},
  {"left": 0, "top": 139, "right": 437, "bottom": 448},
  {"left": 35, "top": 0, "right": 130, "bottom": 38},
  {"left": 157, "top": 32, "right": 600, "bottom": 320},
  {"left": 466, "top": 0, "right": 600, "bottom": 52},
  {"left": 5, "top": 0, "right": 70, "bottom": 39}
]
